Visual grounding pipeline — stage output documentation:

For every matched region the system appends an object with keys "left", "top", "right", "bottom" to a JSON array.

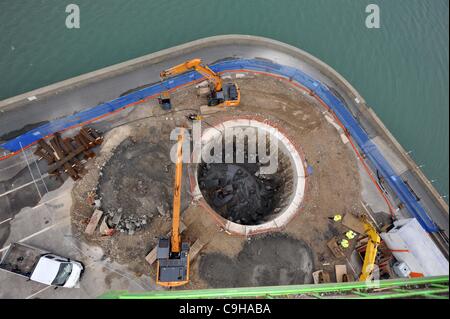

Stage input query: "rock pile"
[{"left": 105, "top": 208, "right": 149, "bottom": 235}]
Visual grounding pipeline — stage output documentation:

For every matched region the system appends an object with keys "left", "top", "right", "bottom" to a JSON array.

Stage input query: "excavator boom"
[
  {"left": 156, "top": 128, "right": 190, "bottom": 287},
  {"left": 160, "top": 58, "right": 240, "bottom": 107},
  {"left": 359, "top": 220, "right": 381, "bottom": 281},
  {"left": 160, "top": 59, "right": 222, "bottom": 91},
  {"left": 171, "top": 129, "right": 184, "bottom": 253}
]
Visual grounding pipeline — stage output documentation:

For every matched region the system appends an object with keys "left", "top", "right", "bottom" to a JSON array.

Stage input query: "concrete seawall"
[{"left": 0, "top": 35, "right": 447, "bottom": 235}]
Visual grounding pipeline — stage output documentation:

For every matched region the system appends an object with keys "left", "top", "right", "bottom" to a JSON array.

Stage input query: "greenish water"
[{"left": 0, "top": 0, "right": 448, "bottom": 199}]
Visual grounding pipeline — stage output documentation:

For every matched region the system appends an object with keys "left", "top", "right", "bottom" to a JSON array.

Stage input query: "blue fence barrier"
[{"left": 0, "top": 59, "right": 438, "bottom": 232}]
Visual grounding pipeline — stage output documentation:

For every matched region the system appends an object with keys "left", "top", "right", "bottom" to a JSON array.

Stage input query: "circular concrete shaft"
[{"left": 190, "top": 118, "right": 306, "bottom": 236}]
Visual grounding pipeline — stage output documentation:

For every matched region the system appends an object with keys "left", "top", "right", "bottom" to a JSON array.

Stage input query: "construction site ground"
[{"left": 0, "top": 72, "right": 391, "bottom": 297}]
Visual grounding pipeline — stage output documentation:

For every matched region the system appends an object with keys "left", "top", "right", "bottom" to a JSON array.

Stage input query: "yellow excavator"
[
  {"left": 160, "top": 58, "right": 240, "bottom": 107},
  {"left": 156, "top": 128, "right": 190, "bottom": 287},
  {"left": 359, "top": 218, "right": 381, "bottom": 281}
]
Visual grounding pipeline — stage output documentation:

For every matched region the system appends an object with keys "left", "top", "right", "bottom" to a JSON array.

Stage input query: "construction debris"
[
  {"left": 85, "top": 209, "right": 104, "bottom": 235},
  {"left": 335, "top": 264, "right": 348, "bottom": 282},
  {"left": 99, "top": 218, "right": 114, "bottom": 236},
  {"left": 86, "top": 191, "right": 96, "bottom": 206},
  {"left": 198, "top": 163, "right": 283, "bottom": 225},
  {"left": 342, "top": 213, "right": 365, "bottom": 234},
  {"left": 312, "top": 270, "right": 331, "bottom": 284},
  {"left": 189, "top": 238, "right": 207, "bottom": 262},
  {"left": 327, "top": 237, "right": 345, "bottom": 258},
  {"left": 109, "top": 213, "right": 148, "bottom": 235},
  {"left": 34, "top": 127, "right": 103, "bottom": 181}
]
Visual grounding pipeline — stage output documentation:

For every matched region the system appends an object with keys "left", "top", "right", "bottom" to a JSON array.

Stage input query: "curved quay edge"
[{"left": 0, "top": 35, "right": 447, "bottom": 235}]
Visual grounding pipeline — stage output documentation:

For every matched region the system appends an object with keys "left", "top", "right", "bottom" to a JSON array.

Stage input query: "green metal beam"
[
  {"left": 351, "top": 288, "right": 449, "bottom": 299},
  {"left": 99, "top": 275, "right": 448, "bottom": 299},
  {"left": 425, "top": 294, "right": 449, "bottom": 300},
  {"left": 430, "top": 283, "right": 448, "bottom": 289}
]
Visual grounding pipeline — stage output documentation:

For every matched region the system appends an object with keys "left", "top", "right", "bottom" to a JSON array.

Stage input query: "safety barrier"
[{"left": 0, "top": 59, "right": 439, "bottom": 233}]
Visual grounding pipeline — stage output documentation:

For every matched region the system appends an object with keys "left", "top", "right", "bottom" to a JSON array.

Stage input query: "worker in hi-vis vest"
[
  {"left": 329, "top": 214, "right": 342, "bottom": 222},
  {"left": 340, "top": 239, "right": 349, "bottom": 248},
  {"left": 345, "top": 230, "right": 357, "bottom": 240}
]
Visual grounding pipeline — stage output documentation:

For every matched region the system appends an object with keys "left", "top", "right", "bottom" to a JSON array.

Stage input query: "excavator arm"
[
  {"left": 359, "top": 220, "right": 381, "bottom": 281},
  {"left": 170, "top": 128, "right": 184, "bottom": 253},
  {"left": 160, "top": 58, "right": 240, "bottom": 107},
  {"left": 160, "top": 58, "right": 222, "bottom": 92},
  {"left": 156, "top": 128, "right": 190, "bottom": 287}
]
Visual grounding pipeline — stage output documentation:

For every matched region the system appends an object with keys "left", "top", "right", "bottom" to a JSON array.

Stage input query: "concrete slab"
[
  {"left": 1, "top": 179, "right": 74, "bottom": 251},
  {"left": 371, "top": 136, "right": 408, "bottom": 175},
  {"left": 358, "top": 161, "right": 390, "bottom": 215}
]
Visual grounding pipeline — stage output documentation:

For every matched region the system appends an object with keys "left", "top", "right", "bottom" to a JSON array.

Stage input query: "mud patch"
[{"left": 199, "top": 234, "right": 314, "bottom": 287}]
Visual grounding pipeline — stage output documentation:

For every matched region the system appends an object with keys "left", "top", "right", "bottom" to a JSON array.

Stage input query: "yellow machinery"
[
  {"left": 359, "top": 219, "right": 381, "bottom": 281},
  {"left": 160, "top": 58, "right": 240, "bottom": 107},
  {"left": 156, "top": 128, "right": 190, "bottom": 287}
]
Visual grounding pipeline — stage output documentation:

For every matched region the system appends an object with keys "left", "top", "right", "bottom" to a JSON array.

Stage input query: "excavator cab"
[
  {"left": 208, "top": 82, "right": 240, "bottom": 107},
  {"left": 156, "top": 238, "right": 189, "bottom": 287}
]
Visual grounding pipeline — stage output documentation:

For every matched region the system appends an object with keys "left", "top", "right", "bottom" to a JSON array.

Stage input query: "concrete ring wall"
[{"left": 188, "top": 116, "right": 308, "bottom": 236}]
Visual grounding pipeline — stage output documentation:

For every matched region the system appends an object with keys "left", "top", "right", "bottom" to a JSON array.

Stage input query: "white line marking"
[
  {"left": 0, "top": 218, "right": 12, "bottom": 225},
  {"left": 25, "top": 286, "right": 51, "bottom": 299},
  {"left": 32, "top": 194, "right": 67, "bottom": 210},
  {"left": 0, "top": 174, "right": 49, "bottom": 198},
  {"left": 0, "top": 160, "right": 27, "bottom": 171},
  {"left": 20, "top": 142, "right": 42, "bottom": 200},
  {"left": 0, "top": 218, "right": 69, "bottom": 252},
  {"left": 0, "top": 192, "right": 64, "bottom": 225}
]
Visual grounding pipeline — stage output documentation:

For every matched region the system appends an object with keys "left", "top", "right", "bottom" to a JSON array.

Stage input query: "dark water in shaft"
[{"left": 0, "top": 0, "right": 448, "bottom": 199}]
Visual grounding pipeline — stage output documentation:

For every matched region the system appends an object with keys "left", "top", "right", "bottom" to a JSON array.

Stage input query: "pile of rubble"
[
  {"left": 87, "top": 196, "right": 155, "bottom": 236},
  {"left": 86, "top": 190, "right": 172, "bottom": 236},
  {"left": 110, "top": 211, "right": 148, "bottom": 236}
]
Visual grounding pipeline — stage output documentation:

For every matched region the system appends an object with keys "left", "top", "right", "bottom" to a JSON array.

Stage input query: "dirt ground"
[
  {"left": 70, "top": 72, "right": 364, "bottom": 287},
  {"left": 198, "top": 233, "right": 314, "bottom": 288}
]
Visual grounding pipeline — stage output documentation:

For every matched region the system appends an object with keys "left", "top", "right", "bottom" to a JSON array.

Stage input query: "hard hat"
[
  {"left": 333, "top": 214, "right": 342, "bottom": 222},
  {"left": 340, "top": 239, "right": 349, "bottom": 248},
  {"left": 345, "top": 230, "right": 356, "bottom": 239}
]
